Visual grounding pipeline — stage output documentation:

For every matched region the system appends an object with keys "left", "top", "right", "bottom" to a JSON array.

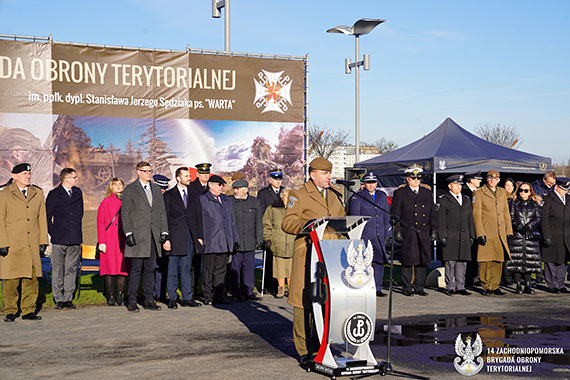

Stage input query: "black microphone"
[{"left": 334, "top": 179, "right": 355, "bottom": 186}]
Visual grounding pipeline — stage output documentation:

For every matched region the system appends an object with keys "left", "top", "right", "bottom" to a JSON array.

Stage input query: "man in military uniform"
[
  {"left": 257, "top": 168, "right": 285, "bottom": 295},
  {"left": 472, "top": 170, "right": 512, "bottom": 296},
  {"left": 0, "top": 163, "right": 49, "bottom": 321},
  {"left": 282, "top": 157, "right": 345, "bottom": 362},
  {"left": 390, "top": 165, "right": 437, "bottom": 296}
]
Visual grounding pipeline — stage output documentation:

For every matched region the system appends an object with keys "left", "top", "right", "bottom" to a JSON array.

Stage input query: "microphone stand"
[{"left": 340, "top": 183, "right": 429, "bottom": 380}]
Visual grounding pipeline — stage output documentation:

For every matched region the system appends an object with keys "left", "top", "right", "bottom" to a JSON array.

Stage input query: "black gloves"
[
  {"left": 394, "top": 232, "right": 403, "bottom": 243},
  {"left": 543, "top": 238, "right": 552, "bottom": 248},
  {"left": 126, "top": 234, "right": 136, "bottom": 247},
  {"left": 264, "top": 240, "right": 272, "bottom": 249},
  {"left": 233, "top": 242, "right": 240, "bottom": 253},
  {"left": 256, "top": 242, "right": 264, "bottom": 250},
  {"left": 159, "top": 233, "right": 169, "bottom": 244},
  {"left": 39, "top": 244, "right": 48, "bottom": 257},
  {"left": 477, "top": 236, "right": 487, "bottom": 246},
  {"left": 0, "top": 247, "right": 8, "bottom": 257},
  {"left": 430, "top": 231, "right": 438, "bottom": 242},
  {"left": 439, "top": 237, "right": 447, "bottom": 247},
  {"left": 519, "top": 224, "right": 531, "bottom": 234}
]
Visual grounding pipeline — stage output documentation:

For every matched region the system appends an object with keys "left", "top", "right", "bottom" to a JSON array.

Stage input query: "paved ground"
[{"left": 1, "top": 283, "right": 570, "bottom": 380}]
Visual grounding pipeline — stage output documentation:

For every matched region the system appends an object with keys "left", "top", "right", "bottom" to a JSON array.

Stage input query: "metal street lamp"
[
  {"left": 327, "top": 18, "right": 385, "bottom": 164},
  {"left": 212, "top": 0, "right": 231, "bottom": 52}
]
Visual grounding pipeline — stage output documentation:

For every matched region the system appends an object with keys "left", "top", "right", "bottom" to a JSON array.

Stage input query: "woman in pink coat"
[{"left": 97, "top": 178, "right": 129, "bottom": 306}]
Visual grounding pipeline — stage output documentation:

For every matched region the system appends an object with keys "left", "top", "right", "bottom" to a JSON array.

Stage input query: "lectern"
[{"left": 301, "top": 216, "right": 383, "bottom": 378}]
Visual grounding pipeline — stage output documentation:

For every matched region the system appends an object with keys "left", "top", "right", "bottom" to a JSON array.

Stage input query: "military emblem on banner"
[
  {"left": 344, "top": 240, "right": 374, "bottom": 288},
  {"left": 454, "top": 333, "right": 484, "bottom": 376},
  {"left": 253, "top": 70, "right": 293, "bottom": 114}
]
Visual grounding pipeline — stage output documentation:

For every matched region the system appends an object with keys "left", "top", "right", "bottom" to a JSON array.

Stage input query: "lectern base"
[{"left": 308, "top": 360, "right": 385, "bottom": 378}]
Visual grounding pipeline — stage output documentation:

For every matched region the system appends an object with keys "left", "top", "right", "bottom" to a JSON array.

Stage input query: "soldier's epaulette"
[
  {"left": 420, "top": 183, "right": 432, "bottom": 191},
  {"left": 397, "top": 183, "right": 407, "bottom": 189}
]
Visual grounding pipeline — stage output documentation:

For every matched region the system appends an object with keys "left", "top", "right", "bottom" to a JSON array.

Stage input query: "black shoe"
[
  {"left": 4, "top": 313, "right": 16, "bottom": 322},
  {"left": 247, "top": 293, "right": 261, "bottom": 301},
  {"left": 64, "top": 301, "right": 76, "bottom": 309},
  {"left": 443, "top": 289, "right": 454, "bottom": 296},
  {"left": 376, "top": 290, "right": 386, "bottom": 297},
  {"left": 181, "top": 299, "right": 202, "bottom": 307},
  {"left": 549, "top": 288, "right": 560, "bottom": 294},
  {"left": 55, "top": 302, "right": 65, "bottom": 310},
  {"left": 143, "top": 301, "right": 161, "bottom": 310},
  {"left": 127, "top": 303, "right": 140, "bottom": 312},
  {"left": 456, "top": 289, "right": 471, "bottom": 296},
  {"left": 107, "top": 294, "right": 116, "bottom": 306},
  {"left": 493, "top": 289, "right": 505, "bottom": 296},
  {"left": 416, "top": 290, "right": 428, "bottom": 296},
  {"left": 22, "top": 313, "right": 41, "bottom": 320},
  {"left": 524, "top": 285, "right": 535, "bottom": 294},
  {"left": 560, "top": 287, "right": 570, "bottom": 294},
  {"left": 402, "top": 288, "right": 413, "bottom": 297},
  {"left": 482, "top": 289, "right": 491, "bottom": 296},
  {"left": 168, "top": 300, "right": 178, "bottom": 309},
  {"left": 299, "top": 354, "right": 314, "bottom": 366},
  {"left": 233, "top": 295, "right": 245, "bottom": 302},
  {"left": 515, "top": 282, "right": 523, "bottom": 294},
  {"left": 115, "top": 294, "right": 125, "bottom": 306},
  {"left": 203, "top": 299, "right": 212, "bottom": 306}
]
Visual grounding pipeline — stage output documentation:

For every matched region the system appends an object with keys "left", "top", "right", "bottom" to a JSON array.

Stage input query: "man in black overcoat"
[
  {"left": 462, "top": 171, "right": 482, "bottom": 288},
  {"left": 541, "top": 177, "right": 570, "bottom": 293},
  {"left": 437, "top": 174, "right": 475, "bottom": 296},
  {"left": 391, "top": 165, "right": 437, "bottom": 296},
  {"left": 163, "top": 167, "right": 203, "bottom": 308}
]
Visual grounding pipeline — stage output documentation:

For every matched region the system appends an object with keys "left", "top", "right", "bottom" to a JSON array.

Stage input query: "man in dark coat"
[
  {"left": 199, "top": 175, "right": 239, "bottom": 305},
  {"left": 46, "top": 167, "right": 84, "bottom": 309},
  {"left": 230, "top": 179, "right": 263, "bottom": 301},
  {"left": 152, "top": 174, "right": 170, "bottom": 303},
  {"left": 348, "top": 172, "right": 390, "bottom": 297},
  {"left": 391, "top": 165, "right": 437, "bottom": 296},
  {"left": 532, "top": 170, "right": 556, "bottom": 199},
  {"left": 540, "top": 177, "right": 570, "bottom": 293},
  {"left": 437, "top": 174, "right": 475, "bottom": 296},
  {"left": 121, "top": 161, "right": 170, "bottom": 312},
  {"left": 462, "top": 171, "right": 482, "bottom": 288},
  {"left": 163, "top": 167, "right": 203, "bottom": 308}
]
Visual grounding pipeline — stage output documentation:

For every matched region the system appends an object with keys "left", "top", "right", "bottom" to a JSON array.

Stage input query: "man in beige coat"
[
  {"left": 472, "top": 169, "right": 512, "bottom": 296},
  {"left": 0, "top": 163, "right": 49, "bottom": 322},
  {"left": 281, "top": 157, "right": 345, "bottom": 362}
]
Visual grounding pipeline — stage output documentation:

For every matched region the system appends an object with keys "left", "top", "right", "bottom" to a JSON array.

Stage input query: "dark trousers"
[
  {"left": 154, "top": 254, "right": 168, "bottom": 300},
  {"left": 202, "top": 253, "right": 229, "bottom": 302},
  {"left": 402, "top": 265, "right": 426, "bottom": 291},
  {"left": 263, "top": 248, "right": 276, "bottom": 293},
  {"left": 167, "top": 240, "right": 194, "bottom": 301},
  {"left": 229, "top": 251, "right": 255, "bottom": 297},
  {"left": 128, "top": 239, "right": 158, "bottom": 305},
  {"left": 544, "top": 262, "right": 567, "bottom": 290},
  {"left": 191, "top": 253, "right": 202, "bottom": 297},
  {"left": 373, "top": 261, "right": 385, "bottom": 291}
]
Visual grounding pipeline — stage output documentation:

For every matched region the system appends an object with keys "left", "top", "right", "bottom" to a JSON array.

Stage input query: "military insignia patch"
[{"left": 288, "top": 196, "right": 298, "bottom": 208}]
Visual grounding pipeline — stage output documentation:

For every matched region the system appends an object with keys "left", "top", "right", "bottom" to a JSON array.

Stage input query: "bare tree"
[
  {"left": 308, "top": 124, "right": 349, "bottom": 159},
  {"left": 475, "top": 123, "right": 522, "bottom": 149},
  {"left": 373, "top": 137, "right": 398, "bottom": 154}
]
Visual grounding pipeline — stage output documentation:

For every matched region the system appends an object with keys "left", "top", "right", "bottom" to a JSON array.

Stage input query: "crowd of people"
[{"left": 0, "top": 159, "right": 569, "bottom": 333}]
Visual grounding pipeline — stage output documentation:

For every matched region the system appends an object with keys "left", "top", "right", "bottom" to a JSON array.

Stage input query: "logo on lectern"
[
  {"left": 344, "top": 313, "right": 373, "bottom": 346},
  {"left": 345, "top": 240, "right": 374, "bottom": 288}
]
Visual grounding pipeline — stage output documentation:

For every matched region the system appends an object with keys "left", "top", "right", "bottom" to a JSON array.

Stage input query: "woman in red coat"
[{"left": 97, "top": 178, "right": 129, "bottom": 306}]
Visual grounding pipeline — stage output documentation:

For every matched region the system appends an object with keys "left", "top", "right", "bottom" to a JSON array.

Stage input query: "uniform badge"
[
  {"left": 454, "top": 333, "right": 484, "bottom": 376},
  {"left": 345, "top": 240, "right": 374, "bottom": 288},
  {"left": 287, "top": 196, "right": 298, "bottom": 209}
]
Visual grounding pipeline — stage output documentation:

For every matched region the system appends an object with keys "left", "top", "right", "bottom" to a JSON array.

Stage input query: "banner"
[{"left": 0, "top": 39, "right": 306, "bottom": 213}]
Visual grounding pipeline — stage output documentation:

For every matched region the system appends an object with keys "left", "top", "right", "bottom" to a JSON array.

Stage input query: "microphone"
[{"left": 334, "top": 179, "right": 355, "bottom": 187}]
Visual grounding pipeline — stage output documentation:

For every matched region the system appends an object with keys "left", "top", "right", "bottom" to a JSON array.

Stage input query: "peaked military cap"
[
  {"left": 153, "top": 174, "right": 170, "bottom": 189},
  {"left": 487, "top": 170, "right": 500, "bottom": 179},
  {"left": 464, "top": 171, "right": 483, "bottom": 180},
  {"left": 555, "top": 177, "right": 570, "bottom": 191},
  {"left": 404, "top": 164, "right": 423, "bottom": 178},
  {"left": 11, "top": 163, "right": 31, "bottom": 174},
  {"left": 446, "top": 174, "right": 464, "bottom": 184},
  {"left": 362, "top": 172, "right": 378, "bottom": 183},
  {"left": 196, "top": 163, "right": 212, "bottom": 174},
  {"left": 268, "top": 168, "right": 284, "bottom": 179},
  {"left": 309, "top": 157, "right": 332, "bottom": 171}
]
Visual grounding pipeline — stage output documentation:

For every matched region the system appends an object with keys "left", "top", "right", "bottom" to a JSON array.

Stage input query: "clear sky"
[{"left": 1, "top": 0, "right": 569, "bottom": 164}]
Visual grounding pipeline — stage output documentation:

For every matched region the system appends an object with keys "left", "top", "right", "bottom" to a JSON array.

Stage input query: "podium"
[{"left": 301, "top": 216, "right": 383, "bottom": 378}]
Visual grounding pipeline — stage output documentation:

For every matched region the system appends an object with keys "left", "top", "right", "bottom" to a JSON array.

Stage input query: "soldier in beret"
[
  {"left": 472, "top": 170, "right": 513, "bottom": 296},
  {"left": 437, "top": 174, "right": 475, "bottom": 296},
  {"left": 282, "top": 157, "right": 345, "bottom": 363},
  {"left": 391, "top": 165, "right": 437, "bottom": 296},
  {"left": 0, "top": 163, "right": 49, "bottom": 321}
]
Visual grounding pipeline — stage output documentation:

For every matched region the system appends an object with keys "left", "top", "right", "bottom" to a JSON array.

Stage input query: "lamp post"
[
  {"left": 327, "top": 18, "right": 385, "bottom": 164},
  {"left": 212, "top": 0, "right": 230, "bottom": 52}
]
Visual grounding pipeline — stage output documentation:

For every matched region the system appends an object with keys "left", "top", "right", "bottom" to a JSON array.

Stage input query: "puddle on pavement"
[{"left": 371, "top": 315, "right": 570, "bottom": 367}]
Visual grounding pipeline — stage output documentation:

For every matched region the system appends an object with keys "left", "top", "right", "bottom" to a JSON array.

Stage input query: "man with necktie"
[
  {"left": 46, "top": 167, "right": 84, "bottom": 309},
  {"left": 121, "top": 161, "right": 170, "bottom": 312}
]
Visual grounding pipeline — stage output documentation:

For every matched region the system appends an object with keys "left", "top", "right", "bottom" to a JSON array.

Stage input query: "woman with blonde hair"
[
  {"left": 97, "top": 178, "right": 129, "bottom": 305},
  {"left": 262, "top": 189, "right": 295, "bottom": 298}
]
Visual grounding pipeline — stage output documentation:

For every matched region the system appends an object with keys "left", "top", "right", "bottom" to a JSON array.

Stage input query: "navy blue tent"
[{"left": 356, "top": 118, "right": 551, "bottom": 181}]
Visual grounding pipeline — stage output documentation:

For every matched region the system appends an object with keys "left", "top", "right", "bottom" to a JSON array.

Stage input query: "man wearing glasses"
[
  {"left": 121, "top": 161, "right": 170, "bottom": 312},
  {"left": 472, "top": 170, "right": 513, "bottom": 296},
  {"left": 391, "top": 165, "right": 437, "bottom": 297},
  {"left": 46, "top": 168, "right": 84, "bottom": 310}
]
